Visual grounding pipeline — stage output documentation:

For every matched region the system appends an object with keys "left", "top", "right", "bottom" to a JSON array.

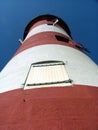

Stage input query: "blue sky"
[{"left": 0, "top": 0, "right": 98, "bottom": 71}]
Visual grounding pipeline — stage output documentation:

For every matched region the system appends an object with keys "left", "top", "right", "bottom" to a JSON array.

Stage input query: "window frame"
[{"left": 24, "top": 61, "right": 72, "bottom": 90}]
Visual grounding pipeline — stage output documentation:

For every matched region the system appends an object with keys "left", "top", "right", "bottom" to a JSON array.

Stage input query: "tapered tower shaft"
[{"left": 0, "top": 15, "right": 98, "bottom": 130}]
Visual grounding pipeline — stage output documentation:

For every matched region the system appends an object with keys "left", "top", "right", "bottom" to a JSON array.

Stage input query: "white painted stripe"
[
  {"left": 0, "top": 45, "right": 98, "bottom": 93},
  {"left": 25, "top": 24, "right": 70, "bottom": 40}
]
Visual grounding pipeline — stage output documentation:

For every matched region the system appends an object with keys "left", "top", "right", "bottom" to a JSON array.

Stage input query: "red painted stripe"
[
  {"left": 0, "top": 85, "right": 98, "bottom": 129},
  {"left": 14, "top": 32, "right": 80, "bottom": 56},
  {"left": 0, "top": 84, "right": 98, "bottom": 98}
]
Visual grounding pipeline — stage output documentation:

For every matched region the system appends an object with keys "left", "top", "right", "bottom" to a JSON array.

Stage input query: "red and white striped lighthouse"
[{"left": 0, "top": 14, "right": 98, "bottom": 130}]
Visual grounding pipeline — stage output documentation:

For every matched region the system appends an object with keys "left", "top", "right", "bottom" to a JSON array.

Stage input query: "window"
[
  {"left": 55, "top": 35, "right": 69, "bottom": 43},
  {"left": 24, "top": 61, "right": 72, "bottom": 90},
  {"left": 75, "top": 43, "right": 90, "bottom": 53}
]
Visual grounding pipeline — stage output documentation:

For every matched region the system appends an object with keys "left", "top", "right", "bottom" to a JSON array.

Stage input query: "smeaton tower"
[{"left": 0, "top": 14, "right": 98, "bottom": 130}]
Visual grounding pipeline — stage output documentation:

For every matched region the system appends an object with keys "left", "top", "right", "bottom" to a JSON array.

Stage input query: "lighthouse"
[{"left": 0, "top": 14, "right": 98, "bottom": 129}]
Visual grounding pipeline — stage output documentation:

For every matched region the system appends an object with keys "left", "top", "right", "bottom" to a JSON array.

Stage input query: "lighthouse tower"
[{"left": 0, "top": 14, "right": 98, "bottom": 130}]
